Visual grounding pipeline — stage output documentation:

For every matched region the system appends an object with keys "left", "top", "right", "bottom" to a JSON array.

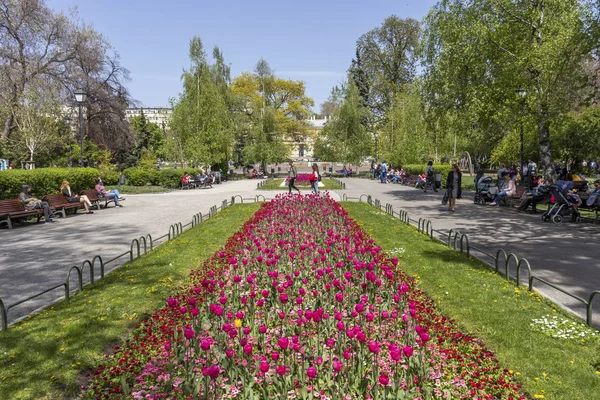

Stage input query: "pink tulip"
[
  {"left": 181, "top": 326, "right": 194, "bottom": 339},
  {"left": 271, "top": 351, "right": 279, "bottom": 361},
  {"left": 278, "top": 337, "right": 289, "bottom": 350},
  {"left": 307, "top": 367, "right": 317, "bottom": 379},
  {"left": 260, "top": 361, "right": 269, "bottom": 373},
  {"left": 403, "top": 345, "right": 413, "bottom": 357},
  {"left": 379, "top": 373, "right": 390, "bottom": 386},
  {"left": 333, "top": 360, "right": 343, "bottom": 372},
  {"left": 259, "top": 325, "right": 267, "bottom": 334},
  {"left": 243, "top": 344, "right": 253, "bottom": 355},
  {"left": 200, "top": 338, "right": 211, "bottom": 351},
  {"left": 276, "top": 365, "right": 286, "bottom": 376},
  {"left": 368, "top": 341, "right": 380, "bottom": 354}
]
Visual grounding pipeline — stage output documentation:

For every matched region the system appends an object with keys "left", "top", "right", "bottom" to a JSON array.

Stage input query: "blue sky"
[{"left": 49, "top": 0, "right": 439, "bottom": 111}]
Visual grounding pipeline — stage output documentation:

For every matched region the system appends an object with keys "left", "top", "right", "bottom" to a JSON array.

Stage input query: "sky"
[{"left": 48, "top": 0, "right": 439, "bottom": 111}]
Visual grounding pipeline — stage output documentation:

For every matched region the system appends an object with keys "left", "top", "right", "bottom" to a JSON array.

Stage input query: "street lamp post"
[
  {"left": 515, "top": 89, "right": 527, "bottom": 184},
  {"left": 374, "top": 132, "right": 379, "bottom": 162},
  {"left": 74, "top": 89, "right": 87, "bottom": 167}
]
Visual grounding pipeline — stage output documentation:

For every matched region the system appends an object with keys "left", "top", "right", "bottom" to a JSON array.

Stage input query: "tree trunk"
[
  {"left": 2, "top": 113, "right": 14, "bottom": 142},
  {"left": 538, "top": 115, "right": 553, "bottom": 179}
]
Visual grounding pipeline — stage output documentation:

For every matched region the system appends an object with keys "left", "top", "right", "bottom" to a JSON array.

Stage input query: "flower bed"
[
  {"left": 81, "top": 195, "right": 524, "bottom": 399},
  {"left": 285, "top": 173, "right": 314, "bottom": 186}
]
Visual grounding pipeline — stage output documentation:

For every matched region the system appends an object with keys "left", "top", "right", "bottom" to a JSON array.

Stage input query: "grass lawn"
[
  {"left": 257, "top": 178, "right": 344, "bottom": 190},
  {"left": 105, "top": 185, "right": 169, "bottom": 194},
  {"left": 0, "top": 203, "right": 260, "bottom": 400},
  {"left": 342, "top": 202, "right": 600, "bottom": 400}
]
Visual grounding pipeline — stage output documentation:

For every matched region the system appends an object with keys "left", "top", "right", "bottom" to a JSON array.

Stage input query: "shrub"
[
  {"left": 402, "top": 164, "right": 453, "bottom": 186},
  {"left": 122, "top": 168, "right": 160, "bottom": 186},
  {"left": 0, "top": 168, "right": 100, "bottom": 200},
  {"left": 158, "top": 169, "right": 186, "bottom": 189},
  {"left": 101, "top": 170, "right": 120, "bottom": 185}
]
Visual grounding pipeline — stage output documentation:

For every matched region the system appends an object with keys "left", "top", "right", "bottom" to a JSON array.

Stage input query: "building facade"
[
  {"left": 286, "top": 114, "right": 330, "bottom": 159},
  {"left": 125, "top": 107, "right": 172, "bottom": 128}
]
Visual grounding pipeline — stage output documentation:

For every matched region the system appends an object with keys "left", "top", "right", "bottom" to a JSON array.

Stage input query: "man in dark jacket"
[{"left": 18, "top": 184, "right": 53, "bottom": 222}]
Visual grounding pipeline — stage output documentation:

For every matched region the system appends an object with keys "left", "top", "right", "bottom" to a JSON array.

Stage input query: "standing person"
[
  {"left": 380, "top": 161, "right": 388, "bottom": 184},
  {"left": 60, "top": 180, "right": 93, "bottom": 214},
  {"left": 287, "top": 160, "right": 301, "bottom": 194},
  {"left": 446, "top": 164, "right": 462, "bottom": 212},
  {"left": 371, "top": 162, "right": 376, "bottom": 180},
  {"left": 309, "top": 163, "right": 320, "bottom": 194},
  {"left": 527, "top": 159, "right": 537, "bottom": 188},
  {"left": 424, "top": 161, "right": 437, "bottom": 193},
  {"left": 95, "top": 178, "right": 124, "bottom": 207},
  {"left": 18, "top": 184, "right": 54, "bottom": 223}
]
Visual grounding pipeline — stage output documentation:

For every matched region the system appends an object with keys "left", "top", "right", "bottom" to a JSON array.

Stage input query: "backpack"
[
  {"left": 318, "top": 174, "right": 322, "bottom": 182},
  {"left": 427, "top": 166, "right": 435, "bottom": 178}
]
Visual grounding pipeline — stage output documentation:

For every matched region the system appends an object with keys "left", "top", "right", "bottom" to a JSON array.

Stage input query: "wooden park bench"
[
  {"left": 43, "top": 194, "right": 82, "bottom": 219},
  {"left": 0, "top": 199, "right": 44, "bottom": 229},
  {"left": 197, "top": 176, "right": 213, "bottom": 189},
  {"left": 81, "top": 189, "right": 115, "bottom": 209}
]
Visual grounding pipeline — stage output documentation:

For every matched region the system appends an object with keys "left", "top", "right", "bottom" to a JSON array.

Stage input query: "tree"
[
  {"left": 12, "top": 82, "right": 62, "bottom": 163},
  {"left": 422, "top": 0, "right": 600, "bottom": 176},
  {"left": 169, "top": 36, "right": 234, "bottom": 168},
  {"left": 0, "top": 0, "right": 85, "bottom": 141},
  {"left": 130, "top": 111, "right": 165, "bottom": 159},
  {"left": 352, "top": 16, "right": 421, "bottom": 123},
  {"left": 314, "top": 81, "right": 372, "bottom": 165},
  {"left": 231, "top": 58, "right": 314, "bottom": 169},
  {"left": 378, "top": 84, "right": 435, "bottom": 165}
]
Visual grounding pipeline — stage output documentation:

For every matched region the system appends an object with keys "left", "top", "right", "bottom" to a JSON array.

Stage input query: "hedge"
[
  {"left": 121, "top": 168, "right": 203, "bottom": 189},
  {"left": 402, "top": 164, "right": 454, "bottom": 186},
  {"left": 0, "top": 168, "right": 101, "bottom": 200}
]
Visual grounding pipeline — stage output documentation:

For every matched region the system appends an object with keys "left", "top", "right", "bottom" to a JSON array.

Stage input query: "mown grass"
[
  {"left": 105, "top": 185, "right": 168, "bottom": 194},
  {"left": 341, "top": 202, "right": 600, "bottom": 400},
  {"left": 0, "top": 203, "right": 260, "bottom": 400},
  {"left": 257, "top": 178, "right": 344, "bottom": 191}
]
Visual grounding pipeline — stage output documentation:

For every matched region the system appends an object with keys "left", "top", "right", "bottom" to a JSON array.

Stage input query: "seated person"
[
  {"left": 583, "top": 179, "right": 600, "bottom": 208},
  {"left": 18, "top": 184, "right": 54, "bottom": 222},
  {"left": 252, "top": 168, "right": 258, "bottom": 179},
  {"left": 182, "top": 172, "right": 190, "bottom": 185},
  {"left": 415, "top": 173, "right": 426, "bottom": 188},
  {"left": 516, "top": 177, "right": 551, "bottom": 212},
  {"left": 95, "top": 178, "right": 123, "bottom": 207},
  {"left": 490, "top": 175, "right": 516, "bottom": 206},
  {"left": 60, "top": 180, "right": 93, "bottom": 214}
]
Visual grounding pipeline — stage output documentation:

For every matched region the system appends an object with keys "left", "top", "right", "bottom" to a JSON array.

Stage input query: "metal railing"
[
  {"left": 0, "top": 195, "right": 267, "bottom": 331},
  {"left": 329, "top": 177, "right": 346, "bottom": 189},
  {"left": 346, "top": 194, "right": 600, "bottom": 328}
]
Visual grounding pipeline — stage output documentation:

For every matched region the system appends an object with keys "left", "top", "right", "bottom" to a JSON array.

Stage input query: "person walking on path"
[
  {"left": 446, "top": 164, "right": 462, "bottom": 212},
  {"left": 380, "top": 161, "right": 388, "bottom": 183},
  {"left": 287, "top": 160, "right": 301, "bottom": 194},
  {"left": 309, "top": 163, "right": 320, "bottom": 194},
  {"left": 424, "top": 161, "right": 437, "bottom": 193}
]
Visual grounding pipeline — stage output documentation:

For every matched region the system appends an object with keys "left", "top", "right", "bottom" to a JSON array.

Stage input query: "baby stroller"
[
  {"left": 541, "top": 185, "right": 580, "bottom": 224},
  {"left": 474, "top": 176, "right": 498, "bottom": 205}
]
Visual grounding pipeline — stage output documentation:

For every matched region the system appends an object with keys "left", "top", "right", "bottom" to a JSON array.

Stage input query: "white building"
[{"left": 125, "top": 107, "right": 172, "bottom": 128}]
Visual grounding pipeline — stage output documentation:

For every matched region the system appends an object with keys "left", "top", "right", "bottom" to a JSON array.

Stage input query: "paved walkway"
[
  {"left": 341, "top": 177, "right": 600, "bottom": 327},
  {"left": 2, "top": 177, "right": 598, "bottom": 328}
]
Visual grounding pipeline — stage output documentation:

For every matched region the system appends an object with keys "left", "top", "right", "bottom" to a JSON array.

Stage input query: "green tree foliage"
[
  {"left": 169, "top": 37, "right": 234, "bottom": 168},
  {"left": 314, "top": 82, "right": 372, "bottom": 165},
  {"left": 351, "top": 16, "right": 420, "bottom": 124},
  {"left": 129, "top": 112, "right": 165, "bottom": 160},
  {"left": 378, "top": 85, "right": 433, "bottom": 165},
  {"left": 422, "top": 0, "right": 600, "bottom": 176},
  {"left": 552, "top": 106, "right": 600, "bottom": 164},
  {"left": 231, "top": 58, "right": 314, "bottom": 169}
]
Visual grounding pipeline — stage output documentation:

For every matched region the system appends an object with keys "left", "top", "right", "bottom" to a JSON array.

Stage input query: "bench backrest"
[
  {"left": 81, "top": 189, "right": 100, "bottom": 201},
  {"left": 0, "top": 199, "right": 27, "bottom": 213},
  {"left": 44, "top": 193, "right": 70, "bottom": 206}
]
